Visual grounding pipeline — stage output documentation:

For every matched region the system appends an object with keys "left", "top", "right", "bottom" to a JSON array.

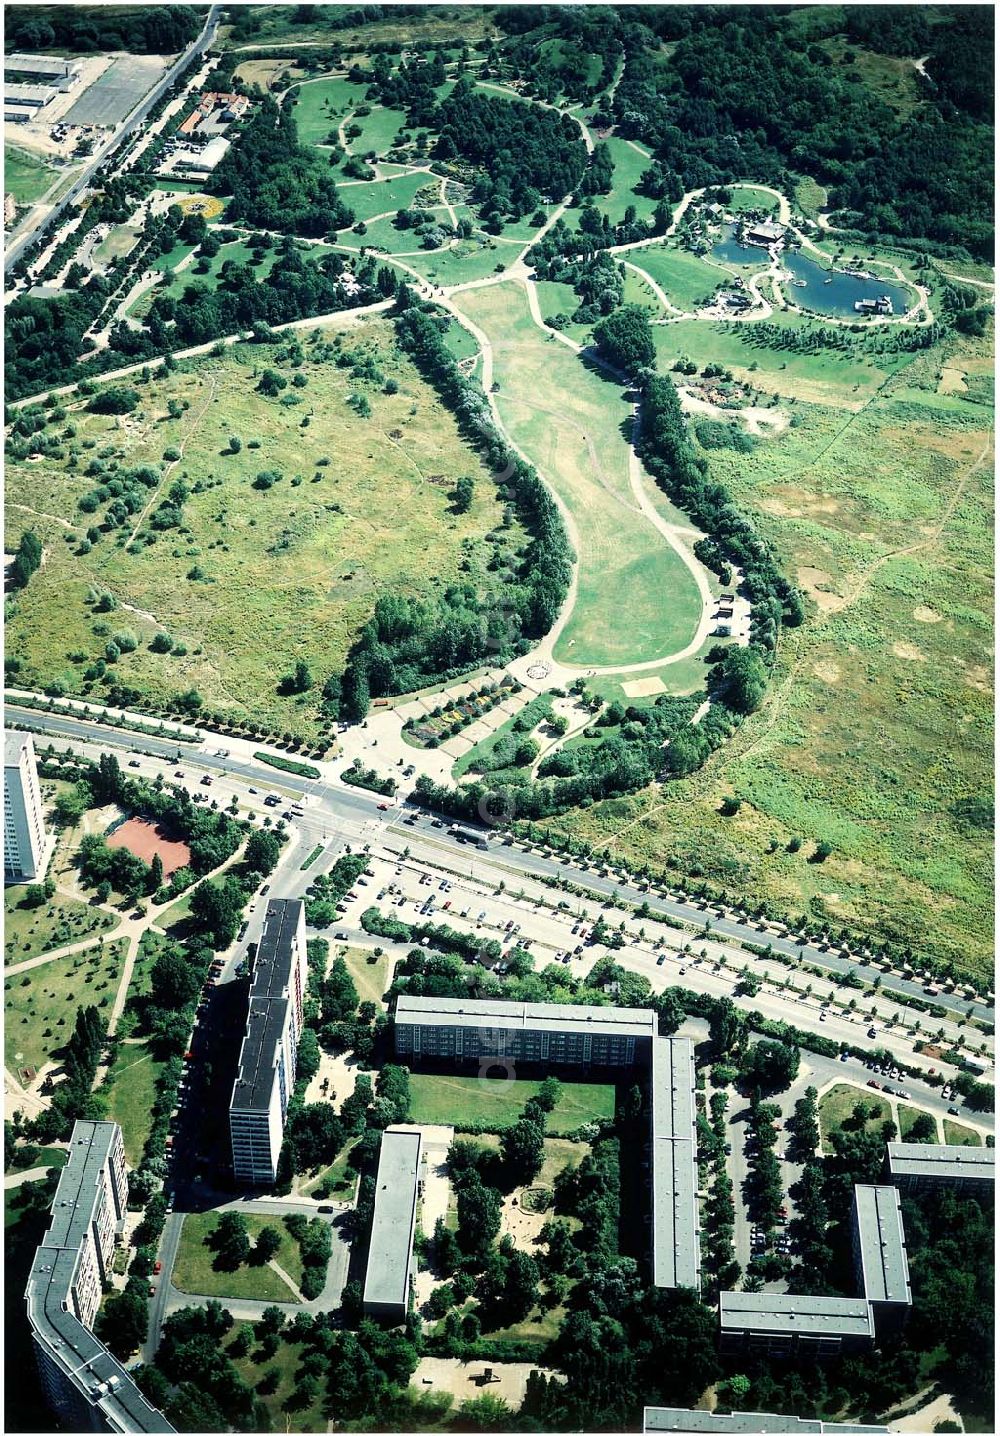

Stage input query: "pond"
[
  {"left": 779, "top": 247, "right": 914, "bottom": 318},
  {"left": 710, "top": 224, "right": 770, "bottom": 268}
]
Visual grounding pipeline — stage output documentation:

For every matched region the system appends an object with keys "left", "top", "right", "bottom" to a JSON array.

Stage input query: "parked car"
[
  {"left": 317, "top": 1205, "right": 334, "bottom": 1214},
  {"left": 153, "top": 1261, "right": 162, "bottom": 1274},
  {"left": 377, "top": 802, "right": 389, "bottom": 810},
  {"left": 867, "top": 1079, "right": 881, "bottom": 1089},
  {"left": 948, "top": 1106, "right": 960, "bottom": 1115}
]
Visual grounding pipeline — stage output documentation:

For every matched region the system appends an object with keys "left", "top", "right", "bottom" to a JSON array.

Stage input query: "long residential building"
[
  {"left": 393, "top": 994, "right": 657, "bottom": 1069},
  {"left": 851, "top": 1185, "right": 911, "bottom": 1335},
  {"left": 649, "top": 1036, "right": 700, "bottom": 1292},
  {"left": 229, "top": 898, "right": 308, "bottom": 1185},
  {"left": 884, "top": 1141, "right": 995, "bottom": 1198},
  {"left": 644, "top": 1409, "right": 887, "bottom": 1434},
  {"left": 5, "top": 729, "right": 50, "bottom": 881},
  {"left": 719, "top": 1292, "right": 875, "bottom": 1358},
  {"left": 25, "top": 1121, "right": 174, "bottom": 1433},
  {"left": 362, "top": 1126, "right": 423, "bottom": 1322}
]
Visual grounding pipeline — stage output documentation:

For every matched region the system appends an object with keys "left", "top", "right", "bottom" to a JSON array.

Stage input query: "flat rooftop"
[
  {"left": 394, "top": 995, "right": 657, "bottom": 1039},
  {"left": 4, "top": 82, "right": 54, "bottom": 102},
  {"left": 6, "top": 54, "right": 75, "bottom": 75},
  {"left": 886, "top": 1142, "right": 995, "bottom": 1180},
  {"left": 853, "top": 1185, "right": 910, "bottom": 1306},
  {"left": 5, "top": 729, "right": 32, "bottom": 766},
  {"left": 644, "top": 1410, "right": 887, "bottom": 1434},
  {"left": 363, "top": 1127, "right": 422, "bottom": 1312},
  {"left": 720, "top": 1292, "right": 874, "bottom": 1340},
  {"left": 651, "top": 1037, "right": 696, "bottom": 1141},
  {"left": 230, "top": 900, "right": 302, "bottom": 1114},
  {"left": 44, "top": 1122, "right": 121, "bottom": 1252},
  {"left": 651, "top": 1133, "right": 700, "bottom": 1289}
]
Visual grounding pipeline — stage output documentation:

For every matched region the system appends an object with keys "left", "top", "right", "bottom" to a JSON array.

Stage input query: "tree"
[
  {"left": 536, "top": 1076, "right": 562, "bottom": 1112},
  {"left": 453, "top": 475, "right": 475, "bottom": 512},
  {"left": 254, "top": 1226, "right": 282, "bottom": 1263},
  {"left": 456, "top": 1395, "right": 513, "bottom": 1430},
  {"left": 375, "top": 1064, "right": 411, "bottom": 1124},
  {"left": 150, "top": 944, "right": 199, "bottom": 1010},
  {"left": 713, "top": 646, "right": 769, "bottom": 714},
  {"left": 906, "top": 1112, "right": 937, "bottom": 1143},
  {"left": 739, "top": 1039, "right": 800, "bottom": 1094},
  {"left": 213, "top": 1211, "right": 251, "bottom": 1270},
  {"left": 709, "top": 997, "right": 747, "bottom": 1058},
  {"left": 456, "top": 1174, "right": 502, "bottom": 1256},
  {"left": 98, "top": 1285, "right": 148, "bottom": 1358},
  {"left": 593, "top": 304, "right": 655, "bottom": 374},
  {"left": 244, "top": 828, "right": 281, "bottom": 877},
  {"left": 501, "top": 1116, "right": 545, "bottom": 1185}
]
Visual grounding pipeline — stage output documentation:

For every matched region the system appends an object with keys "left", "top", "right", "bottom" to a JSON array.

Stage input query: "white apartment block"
[{"left": 5, "top": 730, "right": 50, "bottom": 881}]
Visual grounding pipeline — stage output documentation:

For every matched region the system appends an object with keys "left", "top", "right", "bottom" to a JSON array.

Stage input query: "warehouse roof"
[
  {"left": 363, "top": 1127, "right": 422, "bottom": 1312},
  {"left": 719, "top": 1292, "right": 874, "bottom": 1340},
  {"left": 643, "top": 1409, "right": 887, "bottom": 1433},
  {"left": 4, "top": 82, "right": 55, "bottom": 103},
  {"left": 6, "top": 54, "right": 74, "bottom": 75},
  {"left": 886, "top": 1142, "right": 995, "bottom": 1181},
  {"left": 853, "top": 1185, "right": 910, "bottom": 1306},
  {"left": 394, "top": 994, "right": 657, "bottom": 1038}
]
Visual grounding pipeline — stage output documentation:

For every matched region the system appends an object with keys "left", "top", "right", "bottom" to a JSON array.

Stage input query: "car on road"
[
  {"left": 335, "top": 931, "right": 349, "bottom": 940},
  {"left": 819, "top": 1011, "right": 827, "bottom": 1021},
  {"left": 153, "top": 1261, "right": 162, "bottom": 1274},
  {"left": 867, "top": 1079, "right": 881, "bottom": 1089},
  {"left": 175, "top": 770, "right": 185, "bottom": 778},
  {"left": 377, "top": 802, "right": 390, "bottom": 810},
  {"left": 318, "top": 1205, "right": 334, "bottom": 1214},
  {"left": 948, "top": 1106, "right": 960, "bottom": 1115},
  {"left": 148, "top": 1285, "right": 156, "bottom": 1297},
  {"left": 128, "top": 759, "right": 141, "bottom": 768},
  {"left": 867, "top": 1027, "right": 878, "bottom": 1038},
  {"left": 839, "top": 1051, "right": 849, "bottom": 1061}
]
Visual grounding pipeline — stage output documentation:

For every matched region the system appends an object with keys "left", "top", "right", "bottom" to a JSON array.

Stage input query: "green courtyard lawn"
[
  {"left": 818, "top": 1083, "right": 890, "bottom": 1151},
  {"left": 897, "top": 1103, "right": 940, "bottom": 1143},
  {"left": 454, "top": 280, "right": 706, "bottom": 668},
  {"left": 4, "top": 886, "right": 118, "bottom": 965},
  {"left": 334, "top": 943, "right": 392, "bottom": 1009},
  {"left": 301, "top": 1141, "right": 359, "bottom": 1199},
  {"left": 4, "top": 145, "right": 59, "bottom": 205},
  {"left": 171, "top": 1212, "right": 303, "bottom": 1302},
  {"left": 943, "top": 1119, "right": 982, "bottom": 1147},
  {"left": 407, "top": 1073, "right": 615, "bottom": 1134},
  {"left": 4, "top": 938, "right": 129, "bottom": 1076},
  {"left": 102, "top": 1041, "right": 166, "bottom": 1166},
  {"left": 624, "top": 245, "right": 725, "bottom": 313},
  {"left": 5, "top": 317, "right": 527, "bottom": 743}
]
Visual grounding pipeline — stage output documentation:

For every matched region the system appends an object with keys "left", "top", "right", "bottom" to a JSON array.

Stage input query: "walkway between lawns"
[{"left": 451, "top": 279, "right": 705, "bottom": 669}]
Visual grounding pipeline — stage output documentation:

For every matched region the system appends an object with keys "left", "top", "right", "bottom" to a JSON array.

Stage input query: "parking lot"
[{"left": 64, "top": 53, "right": 168, "bottom": 127}]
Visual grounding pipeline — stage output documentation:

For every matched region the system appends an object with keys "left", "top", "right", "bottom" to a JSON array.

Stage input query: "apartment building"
[
  {"left": 885, "top": 1141, "right": 994, "bottom": 1199},
  {"left": 5, "top": 730, "right": 50, "bottom": 881},
  {"left": 649, "top": 1036, "right": 700, "bottom": 1293},
  {"left": 719, "top": 1291, "right": 875, "bottom": 1358},
  {"left": 229, "top": 899, "right": 308, "bottom": 1185},
  {"left": 362, "top": 1127, "right": 423, "bottom": 1322},
  {"left": 851, "top": 1185, "right": 911, "bottom": 1336}
]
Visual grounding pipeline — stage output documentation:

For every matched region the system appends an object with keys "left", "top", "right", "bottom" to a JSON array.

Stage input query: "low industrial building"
[
  {"left": 719, "top": 1292, "right": 875, "bottom": 1358},
  {"left": 644, "top": 1409, "right": 887, "bottom": 1433},
  {"left": 393, "top": 994, "right": 657, "bottom": 1070},
  {"left": 745, "top": 220, "right": 785, "bottom": 247},
  {"left": 25, "top": 1121, "right": 174, "bottom": 1432},
  {"left": 5, "top": 730, "right": 51, "bottom": 882},
  {"left": 169, "top": 134, "right": 230, "bottom": 176},
  {"left": 4, "top": 81, "right": 56, "bottom": 108},
  {"left": 851, "top": 1185, "right": 911, "bottom": 1336},
  {"left": 885, "top": 1142, "right": 994, "bottom": 1198},
  {"left": 229, "top": 899, "right": 308, "bottom": 1185},
  {"left": 5, "top": 53, "right": 77, "bottom": 84},
  {"left": 649, "top": 1037, "right": 700, "bottom": 1292},
  {"left": 362, "top": 1126, "right": 423, "bottom": 1322}
]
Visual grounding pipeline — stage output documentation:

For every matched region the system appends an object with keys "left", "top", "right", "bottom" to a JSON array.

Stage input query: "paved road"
[
  {"left": 8, "top": 704, "right": 992, "bottom": 1029},
  {"left": 4, "top": 6, "right": 222, "bottom": 274}
]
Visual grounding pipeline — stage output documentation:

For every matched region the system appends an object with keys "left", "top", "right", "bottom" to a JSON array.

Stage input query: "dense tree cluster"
[
  {"left": 6, "top": 530, "right": 42, "bottom": 592},
  {"left": 8, "top": 5, "right": 201, "bottom": 54},
  {"left": 612, "top": 7, "right": 992, "bottom": 259},
  {"left": 210, "top": 96, "right": 353, "bottom": 237}
]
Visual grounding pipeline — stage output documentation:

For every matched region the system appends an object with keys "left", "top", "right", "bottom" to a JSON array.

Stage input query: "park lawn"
[
  {"left": 4, "top": 887, "right": 118, "bottom": 964},
  {"left": 339, "top": 170, "right": 437, "bottom": 224},
  {"left": 148, "top": 238, "right": 198, "bottom": 274},
  {"left": 102, "top": 1041, "right": 166, "bottom": 1165},
  {"left": 818, "top": 1083, "right": 890, "bottom": 1151},
  {"left": 550, "top": 359, "right": 994, "bottom": 982},
  {"left": 225, "top": 1322, "right": 328, "bottom": 1433},
  {"left": 726, "top": 184, "right": 784, "bottom": 214},
  {"left": 625, "top": 245, "right": 724, "bottom": 312},
  {"left": 5, "top": 318, "right": 528, "bottom": 743},
  {"left": 897, "top": 1104, "right": 939, "bottom": 1143},
  {"left": 582, "top": 138, "right": 658, "bottom": 228},
  {"left": 93, "top": 225, "right": 141, "bottom": 267},
  {"left": 291, "top": 75, "right": 366, "bottom": 145},
  {"left": 231, "top": 57, "right": 306, "bottom": 89},
  {"left": 942, "top": 1120, "right": 982, "bottom": 1146},
  {"left": 794, "top": 176, "right": 828, "bottom": 219},
  {"left": 453, "top": 280, "right": 706, "bottom": 667},
  {"left": 384, "top": 235, "right": 511, "bottom": 287},
  {"left": 407, "top": 1073, "right": 615, "bottom": 1133},
  {"left": 452, "top": 691, "right": 551, "bottom": 780},
  {"left": 4, "top": 938, "right": 129, "bottom": 1076},
  {"left": 351, "top": 103, "right": 412, "bottom": 159},
  {"left": 333, "top": 943, "right": 393, "bottom": 1009},
  {"left": 4, "top": 145, "right": 59, "bottom": 205},
  {"left": 532, "top": 279, "right": 594, "bottom": 343},
  {"left": 171, "top": 1212, "right": 303, "bottom": 1302}
]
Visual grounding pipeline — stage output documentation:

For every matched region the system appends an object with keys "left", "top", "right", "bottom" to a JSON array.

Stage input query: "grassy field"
[
  {"left": 897, "top": 1104, "right": 939, "bottom": 1142},
  {"left": 453, "top": 280, "right": 706, "bottom": 667},
  {"left": 290, "top": 74, "right": 364, "bottom": 144},
  {"left": 171, "top": 1212, "right": 303, "bottom": 1302},
  {"left": 102, "top": 1040, "right": 166, "bottom": 1165},
  {"left": 339, "top": 170, "right": 437, "bottom": 223},
  {"left": 5, "top": 317, "right": 526, "bottom": 741},
  {"left": 378, "top": 232, "right": 511, "bottom": 288},
  {"left": 349, "top": 102, "right": 412, "bottom": 159},
  {"left": 942, "top": 1119, "right": 982, "bottom": 1146},
  {"left": 332, "top": 943, "right": 393, "bottom": 1009},
  {"left": 301, "top": 1140, "right": 359, "bottom": 1198},
  {"left": 407, "top": 1072, "right": 615, "bottom": 1133},
  {"left": 550, "top": 324, "right": 994, "bottom": 979},
  {"left": 4, "top": 145, "right": 59, "bottom": 205},
  {"left": 224, "top": 1321, "right": 329, "bottom": 1433},
  {"left": 4, "top": 887, "right": 117, "bottom": 965},
  {"left": 819, "top": 1083, "right": 890, "bottom": 1150},
  {"left": 93, "top": 224, "right": 141, "bottom": 268},
  {"left": 624, "top": 245, "right": 725, "bottom": 313},
  {"left": 581, "top": 138, "right": 659, "bottom": 229},
  {"left": 4, "top": 939, "right": 128, "bottom": 1075}
]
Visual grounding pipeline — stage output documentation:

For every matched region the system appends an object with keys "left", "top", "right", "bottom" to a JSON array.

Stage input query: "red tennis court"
[{"left": 106, "top": 818, "right": 191, "bottom": 876}]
